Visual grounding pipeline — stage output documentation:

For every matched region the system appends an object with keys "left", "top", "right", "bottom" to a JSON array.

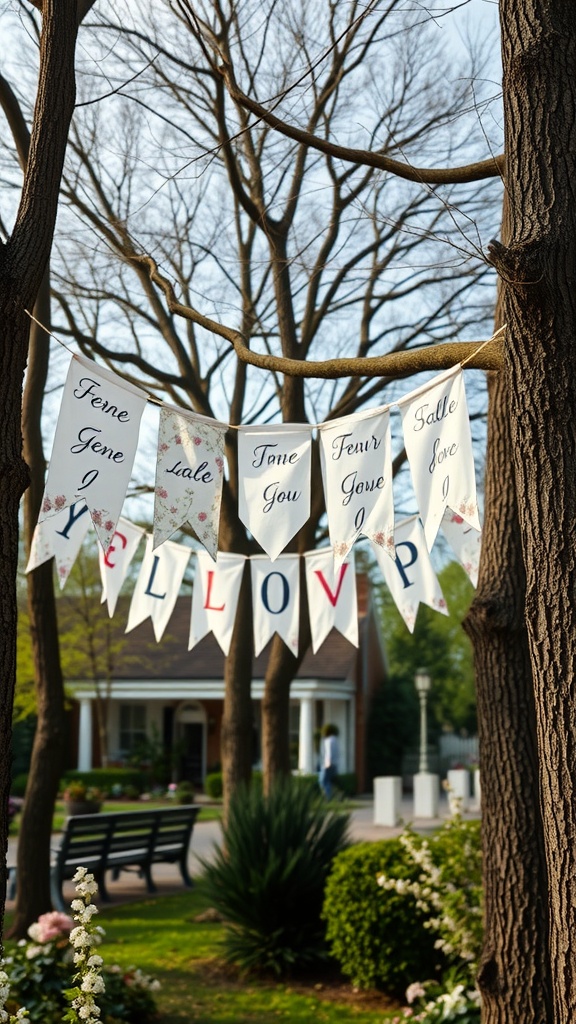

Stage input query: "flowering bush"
[
  {"left": 62, "top": 783, "right": 104, "bottom": 805},
  {"left": 378, "top": 806, "right": 482, "bottom": 1023},
  {"left": 3, "top": 869, "right": 159, "bottom": 1024}
]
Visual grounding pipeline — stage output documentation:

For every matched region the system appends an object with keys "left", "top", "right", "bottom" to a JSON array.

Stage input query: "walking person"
[{"left": 320, "top": 723, "right": 339, "bottom": 799}]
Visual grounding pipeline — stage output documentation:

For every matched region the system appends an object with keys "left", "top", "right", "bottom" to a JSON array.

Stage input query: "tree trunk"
[
  {"left": 221, "top": 565, "right": 254, "bottom": 817},
  {"left": 8, "top": 277, "right": 68, "bottom": 939},
  {"left": 466, "top": 371, "right": 551, "bottom": 1024},
  {"left": 0, "top": 0, "right": 80, "bottom": 940},
  {"left": 494, "top": 3, "right": 576, "bottom": 1018}
]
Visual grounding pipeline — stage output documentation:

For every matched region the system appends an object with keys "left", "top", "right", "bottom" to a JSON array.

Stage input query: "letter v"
[{"left": 313, "top": 562, "right": 349, "bottom": 607}]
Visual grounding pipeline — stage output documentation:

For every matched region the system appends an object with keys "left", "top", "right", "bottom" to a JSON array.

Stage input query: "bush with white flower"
[
  {"left": 2, "top": 869, "right": 159, "bottom": 1024},
  {"left": 377, "top": 805, "right": 482, "bottom": 1023}
]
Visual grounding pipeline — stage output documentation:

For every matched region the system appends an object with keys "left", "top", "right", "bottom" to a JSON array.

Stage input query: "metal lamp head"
[{"left": 415, "top": 668, "right": 432, "bottom": 694}]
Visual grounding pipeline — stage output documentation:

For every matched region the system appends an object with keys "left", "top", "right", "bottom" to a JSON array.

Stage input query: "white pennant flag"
[
  {"left": 441, "top": 508, "right": 482, "bottom": 587},
  {"left": 189, "top": 551, "right": 246, "bottom": 655},
  {"left": 371, "top": 515, "right": 448, "bottom": 633},
  {"left": 398, "top": 366, "right": 480, "bottom": 551},
  {"left": 38, "top": 354, "right": 148, "bottom": 553},
  {"left": 99, "top": 518, "right": 146, "bottom": 616},
  {"left": 153, "top": 406, "right": 227, "bottom": 559},
  {"left": 304, "top": 549, "right": 358, "bottom": 653},
  {"left": 319, "top": 405, "right": 394, "bottom": 566},
  {"left": 126, "top": 535, "right": 190, "bottom": 642},
  {"left": 26, "top": 501, "right": 92, "bottom": 589},
  {"left": 250, "top": 555, "right": 300, "bottom": 656},
  {"left": 238, "top": 425, "right": 312, "bottom": 560}
]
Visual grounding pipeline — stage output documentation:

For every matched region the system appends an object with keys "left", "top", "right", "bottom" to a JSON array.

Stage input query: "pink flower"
[
  {"left": 42, "top": 497, "right": 52, "bottom": 513},
  {"left": 105, "top": 520, "right": 114, "bottom": 532},
  {"left": 28, "top": 911, "right": 74, "bottom": 944},
  {"left": 215, "top": 457, "right": 224, "bottom": 470},
  {"left": 92, "top": 510, "right": 102, "bottom": 526},
  {"left": 198, "top": 512, "right": 207, "bottom": 522},
  {"left": 156, "top": 487, "right": 168, "bottom": 500},
  {"left": 175, "top": 435, "right": 182, "bottom": 445},
  {"left": 451, "top": 514, "right": 464, "bottom": 524},
  {"left": 193, "top": 436, "right": 202, "bottom": 446},
  {"left": 160, "top": 442, "right": 169, "bottom": 452},
  {"left": 54, "top": 495, "right": 66, "bottom": 509}
]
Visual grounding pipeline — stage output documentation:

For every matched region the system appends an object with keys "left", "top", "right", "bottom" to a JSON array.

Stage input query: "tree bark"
[
  {"left": 466, "top": 370, "right": 551, "bottom": 1024},
  {"left": 0, "top": 0, "right": 80, "bottom": 940},
  {"left": 8, "top": 276, "right": 68, "bottom": 939},
  {"left": 494, "top": 3, "right": 576, "bottom": 1018}
]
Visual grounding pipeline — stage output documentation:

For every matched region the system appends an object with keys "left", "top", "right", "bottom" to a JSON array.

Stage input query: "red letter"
[
  {"left": 104, "top": 530, "right": 127, "bottom": 568},
  {"left": 204, "top": 571, "right": 225, "bottom": 611},
  {"left": 313, "top": 562, "right": 349, "bottom": 607}
]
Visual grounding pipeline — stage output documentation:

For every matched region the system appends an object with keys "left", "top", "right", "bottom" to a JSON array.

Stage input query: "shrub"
[
  {"left": 204, "top": 772, "right": 223, "bottom": 800},
  {"left": 11, "top": 774, "right": 29, "bottom": 798},
  {"left": 202, "top": 776, "right": 350, "bottom": 977},
  {"left": 322, "top": 839, "right": 445, "bottom": 996},
  {"left": 60, "top": 769, "right": 145, "bottom": 796},
  {"left": 175, "top": 780, "right": 194, "bottom": 804},
  {"left": 335, "top": 772, "right": 357, "bottom": 797}
]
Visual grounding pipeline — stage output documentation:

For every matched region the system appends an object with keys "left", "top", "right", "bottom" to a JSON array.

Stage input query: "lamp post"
[
  {"left": 413, "top": 668, "right": 438, "bottom": 818},
  {"left": 414, "top": 668, "right": 432, "bottom": 774}
]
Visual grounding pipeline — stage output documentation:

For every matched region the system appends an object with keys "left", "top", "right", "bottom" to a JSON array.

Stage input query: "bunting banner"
[
  {"left": 153, "top": 406, "right": 227, "bottom": 559},
  {"left": 441, "top": 508, "right": 481, "bottom": 587},
  {"left": 250, "top": 555, "right": 300, "bottom": 656},
  {"left": 99, "top": 518, "right": 146, "bottom": 616},
  {"left": 238, "top": 424, "right": 312, "bottom": 560},
  {"left": 189, "top": 551, "right": 246, "bottom": 655},
  {"left": 304, "top": 549, "right": 358, "bottom": 653},
  {"left": 125, "top": 535, "right": 191, "bottom": 642},
  {"left": 319, "top": 405, "right": 394, "bottom": 565},
  {"left": 398, "top": 366, "right": 480, "bottom": 551},
  {"left": 25, "top": 501, "right": 92, "bottom": 589},
  {"left": 38, "top": 354, "right": 148, "bottom": 553},
  {"left": 371, "top": 515, "right": 448, "bottom": 633}
]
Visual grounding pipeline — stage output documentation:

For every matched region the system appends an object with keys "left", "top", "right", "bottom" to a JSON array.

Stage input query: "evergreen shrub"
[
  {"left": 203, "top": 772, "right": 223, "bottom": 799},
  {"left": 322, "top": 839, "right": 445, "bottom": 996},
  {"left": 202, "top": 776, "right": 350, "bottom": 977},
  {"left": 60, "top": 768, "right": 145, "bottom": 796}
]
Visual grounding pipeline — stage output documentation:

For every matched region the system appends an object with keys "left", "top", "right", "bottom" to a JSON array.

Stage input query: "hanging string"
[{"left": 460, "top": 323, "right": 506, "bottom": 368}]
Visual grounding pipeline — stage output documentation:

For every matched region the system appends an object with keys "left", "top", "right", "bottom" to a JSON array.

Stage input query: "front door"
[{"left": 180, "top": 722, "right": 203, "bottom": 785}]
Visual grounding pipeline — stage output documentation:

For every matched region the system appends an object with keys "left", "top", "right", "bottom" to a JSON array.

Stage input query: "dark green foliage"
[
  {"left": 203, "top": 771, "right": 223, "bottom": 799},
  {"left": 11, "top": 772, "right": 29, "bottom": 797},
  {"left": 334, "top": 772, "right": 357, "bottom": 797},
  {"left": 322, "top": 840, "right": 444, "bottom": 996},
  {"left": 202, "top": 777, "right": 350, "bottom": 977},
  {"left": 61, "top": 768, "right": 145, "bottom": 795},
  {"left": 366, "top": 676, "right": 419, "bottom": 780}
]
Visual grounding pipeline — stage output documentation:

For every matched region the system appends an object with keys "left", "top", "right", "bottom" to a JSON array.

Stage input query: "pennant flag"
[
  {"left": 250, "top": 555, "right": 300, "bottom": 656},
  {"left": 25, "top": 501, "right": 92, "bottom": 589},
  {"left": 398, "top": 366, "right": 480, "bottom": 551},
  {"left": 238, "top": 424, "right": 312, "bottom": 560},
  {"left": 189, "top": 551, "right": 246, "bottom": 655},
  {"left": 37, "top": 354, "right": 148, "bottom": 553},
  {"left": 319, "top": 405, "right": 394, "bottom": 565},
  {"left": 99, "top": 517, "right": 146, "bottom": 616},
  {"left": 441, "top": 508, "right": 481, "bottom": 587},
  {"left": 304, "top": 548, "right": 358, "bottom": 653},
  {"left": 371, "top": 515, "right": 448, "bottom": 633},
  {"left": 125, "top": 535, "right": 190, "bottom": 642},
  {"left": 153, "top": 406, "right": 227, "bottom": 559}
]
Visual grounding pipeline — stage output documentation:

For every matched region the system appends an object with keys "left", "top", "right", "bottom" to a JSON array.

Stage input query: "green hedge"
[
  {"left": 322, "top": 839, "right": 444, "bottom": 996},
  {"left": 204, "top": 772, "right": 223, "bottom": 800},
  {"left": 60, "top": 768, "right": 146, "bottom": 796}
]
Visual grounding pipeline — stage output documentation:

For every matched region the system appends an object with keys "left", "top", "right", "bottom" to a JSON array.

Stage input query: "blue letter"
[
  {"left": 394, "top": 542, "right": 418, "bottom": 589},
  {"left": 261, "top": 572, "right": 289, "bottom": 614},
  {"left": 145, "top": 556, "right": 166, "bottom": 600},
  {"left": 54, "top": 501, "right": 90, "bottom": 540}
]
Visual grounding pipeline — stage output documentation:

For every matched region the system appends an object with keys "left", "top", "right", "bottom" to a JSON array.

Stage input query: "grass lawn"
[
  {"left": 92, "top": 881, "right": 401, "bottom": 1024},
  {"left": 10, "top": 800, "right": 222, "bottom": 836}
]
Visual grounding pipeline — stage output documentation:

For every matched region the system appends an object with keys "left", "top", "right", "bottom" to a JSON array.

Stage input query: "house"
[{"left": 68, "top": 575, "right": 387, "bottom": 792}]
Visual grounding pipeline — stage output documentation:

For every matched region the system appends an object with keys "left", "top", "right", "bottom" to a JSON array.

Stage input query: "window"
[{"left": 119, "top": 704, "right": 147, "bottom": 754}]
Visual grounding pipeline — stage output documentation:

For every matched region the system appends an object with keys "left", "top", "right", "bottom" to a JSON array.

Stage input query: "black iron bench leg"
[{"left": 179, "top": 856, "right": 193, "bottom": 888}]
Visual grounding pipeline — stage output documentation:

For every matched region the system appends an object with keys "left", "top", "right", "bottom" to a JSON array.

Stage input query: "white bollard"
[
  {"left": 413, "top": 772, "right": 440, "bottom": 818},
  {"left": 373, "top": 776, "right": 403, "bottom": 826},
  {"left": 447, "top": 768, "right": 470, "bottom": 811}
]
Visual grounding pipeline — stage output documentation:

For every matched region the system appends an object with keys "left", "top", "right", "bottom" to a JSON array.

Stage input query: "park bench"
[{"left": 50, "top": 804, "right": 200, "bottom": 912}]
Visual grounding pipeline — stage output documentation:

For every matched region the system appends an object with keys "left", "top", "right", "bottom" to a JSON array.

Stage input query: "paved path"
[{"left": 6, "top": 796, "right": 479, "bottom": 914}]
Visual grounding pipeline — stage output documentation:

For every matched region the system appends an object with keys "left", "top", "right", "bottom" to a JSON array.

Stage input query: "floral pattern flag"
[
  {"left": 153, "top": 406, "right": 227, "bottom": 559},
  {"left": 304, "top": 549, "right": 358, "bottom": 653},
  {"left": 99, "top": 517, "right": 146, "bottom": 616},
  {"left": 250, "top": 555, "right": 300, "bottom": 657},
  {"left": 238, "top": 424, "right": 312, "bottom": 560},
  {"left": 125, "top": 535, "right": 191, "bottom": 642},
  {"left": 318, "top": 405, "right": 394, "bottom": 566},
  {"left": 440, "top": 508, "right": 482, "bottom": 587},
  {"left": 189, "top": 551, "right": 246, "bottom": 655},
  {"left": 25, "top": 501, "right": 92, "bottom": 589},
  {"left": 371, "top": 515, "right": 448, "bottom": 633},
  {"left": 398, "top": 366, "right": 480, "bottom": 552},
  {"left": 37, "top": 354, "right": 148, "bottom": 553}
]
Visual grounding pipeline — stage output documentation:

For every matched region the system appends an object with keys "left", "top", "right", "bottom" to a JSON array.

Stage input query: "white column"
[
  {"left": 374, "top": 776, "right": 402, "bottom": 826},
  {"left": 78, "top": 698, "right": 93, "bottom": 771},
  {"left": 298, "top": 696, "right": 315, "bottom": 774}
]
